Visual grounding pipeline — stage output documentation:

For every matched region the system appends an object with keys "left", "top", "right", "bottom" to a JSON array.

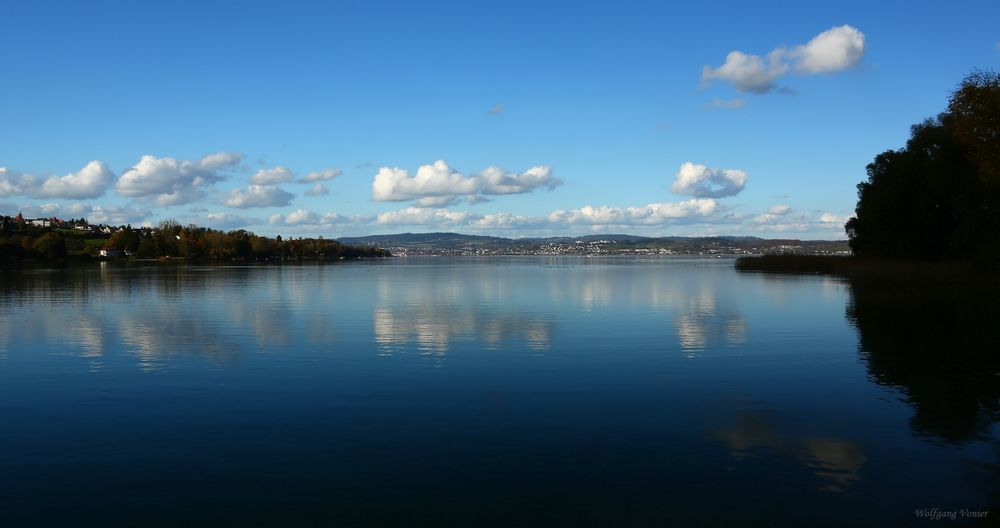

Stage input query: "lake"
[{"left": 1, "top": 257, "right": 997, "bottom": 526}]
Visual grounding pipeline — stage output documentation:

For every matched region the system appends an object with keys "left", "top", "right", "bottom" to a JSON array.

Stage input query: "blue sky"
[{"left": 2, "top": 0, "right": 998, "bottom": 239}]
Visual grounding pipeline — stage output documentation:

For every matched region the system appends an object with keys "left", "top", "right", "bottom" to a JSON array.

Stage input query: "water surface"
[{"left": 1, "top": 257, "right": 996, "bottom": 526}]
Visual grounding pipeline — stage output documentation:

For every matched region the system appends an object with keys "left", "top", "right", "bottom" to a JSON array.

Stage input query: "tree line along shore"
[{"left": 0, "top": 216, "right": 389, "bottom": 263}]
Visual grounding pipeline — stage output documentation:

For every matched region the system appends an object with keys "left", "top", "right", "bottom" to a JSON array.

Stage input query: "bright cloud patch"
[
  {"left": 0, "top": 161, "right": 115, "bottom": 199},
  {"left": 300, "top": 168, "right": 343, "bottom": 183},
  {"left": 671, "top": 162, "right": 748, "bottom": 198},
  {"left": 468, "top": 212, "right": 541, "bottom": 230},
  {"left": 702, "top": 50, "right": 788, "bottom": 94},
  {"left": 224, "top": 185, "right": 294, "bottom": 209},
  {"left": 249, "top": 166, "right": 294, "bottom": 185},
  {"left": 116, "top": 152, "right": 243, "bottom": 206},
  {"left": 794, "top": 25, "right": 866, "bottom": 74},
  {"left": 372, "top": 160, "right": 559, "bottom": 207},
  {"left": 548, "top": 199, "right": 718, "bottom": 226},
  {"left": 820, "top": 213, "right": 850, "bottom": 225},
  {"left": 88, "top": 205, "right": 153, "bottom": 225},
  {"left": 376, "top": 207, "right": 473, "bottom": 225},
  {"left": 202, "top": 212, "right": 257, "bottom": 229},
  {"left": 268, "top": 209, "right": 350, "bottom": 226},
  {"left": 702, "top": 25, "right": 865, "bottom": 93}
]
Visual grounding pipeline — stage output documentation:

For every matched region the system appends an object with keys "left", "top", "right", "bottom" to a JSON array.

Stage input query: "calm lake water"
[{"left": 1, "top": 257, "right": 997, "bottom": 526}]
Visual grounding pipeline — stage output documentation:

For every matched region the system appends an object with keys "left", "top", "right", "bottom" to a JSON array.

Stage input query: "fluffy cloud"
[
  {"left": 376, "top": 207, "right": 473, "bottom": 225},
  {"left": 87, "top": 205, "right": 153, "bottom": 225},
  {"left": 468, "top": 212, "right": 542, "bottom": 230},
  {"left": 702, "top": 50, "right": 788, "bottom": 94},
  {"left": 671, "top": 162, "right": 748, "bottom": 198},
  {"left": 267, "top": 209, "right": 366, "bottom": 227},
  {"left": 116, "top": 152, "right": 244, "bottom": 206},
  {"left": 794, "top": 25, "right": 866, "bottom": 74},
  {"left": 372, "top": 160, "right": 560, "bottom": 207},
  {"left": 304, "top": 183, "right": 329, "bottom": 196},
  {"left": 702, "top": 25, "right": 865, "bottom": 93},
  {"left": 0, "top": 161, "right": 115, "bottom": 199},
  {"left": 249, "top": 166, "right": 294, "bottom": 185},
  {"left": 223, "top": 185, "right": 294, "bottom": 209},
  {"left": 300, "top": 168, "right": 343, "bottom": 183},
  {"left": 819, "top": 213, "right": 850, "bottom": 225},
  {"left": 201, "top": 212, "right": 258, "bottom": 229},
  {"left": 548, "top": 199, "right": 719, "bottom": 226}
]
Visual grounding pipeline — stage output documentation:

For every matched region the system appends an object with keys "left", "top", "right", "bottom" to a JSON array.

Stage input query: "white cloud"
[
  {"left": 267, "top": 209, "right": 359, "bottom": 226},
  {"left": 548, "top": 199, "right": 719, "bottom": 226},
  {"left": 372, "top": 160, "right": 560, "bottom": 206},
  {"left": 793, "top": 25, "right": 866, "bottom": 74},
  {"left": 702, "top": 50, "right": 788, "bottom": 94},
  {"left": 38, "top": 161, "right": 115, "bottom": 199},
  {"left": 373, "top": 162, "right": 478, "bottom": 203},
  {"left": 304, "top": 183, "right": 329, "bottom": 196},
  {"left": 479, "top": 165, "right": 558, "bottom": 195},
  {"left": 468, "top": 212, "right": 542, "bottom": 230},
  {"left": 116, "top": 152, "right": 243, "bottom": 206},
  {"left": 706, "top": 97, "right": 747, "bottom": 109},
  {"left": 39, "top": 202, "right": 91, "bottom": 217},
  {"left": 702, "top": 25, "right": 865, "bottom": 93},
  {"left": 300, "top": 168, "right": 343, "bottom": 183},
  {"left": 819, "top": 213, "right": 850, "bottom": 225},
  {"left": 202, "top": 212, "right": 257, "bottom": 229},
  {"left": 376, "top": 207, "right": 472, "bottom": 226},
  {"left": 87, "top": 205, "right": 152, "bottom": 225},
  {"left": 249, "top": 166, "right": 294, "bottom": 185},
  {"left": 671, "top": 162, "right": 748, "bottom": 198},
  {"left": 0, "top": 170, "right": 33, "bottom": 197},
  {"left": 0, "top": 161, "right": 115, "bottom": 199},
  {"left": 223, "top": 185, "right": 294, "bottom": 209}
]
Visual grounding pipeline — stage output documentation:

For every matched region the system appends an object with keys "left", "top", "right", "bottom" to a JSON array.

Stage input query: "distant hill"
[
  {"left": 337, "top": 232, "right": 849, "bottom": 255},
  {"left": 338, "top": 232, "right": 517, "bottom": 250}
]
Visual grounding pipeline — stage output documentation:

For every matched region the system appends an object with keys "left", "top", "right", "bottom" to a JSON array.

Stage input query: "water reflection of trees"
[
  {"left": 846, "top": 277, "right": 1000, "bottom": 444},
  {"left": 845, "top": 265, "right": 1000, "bottom": 520}
]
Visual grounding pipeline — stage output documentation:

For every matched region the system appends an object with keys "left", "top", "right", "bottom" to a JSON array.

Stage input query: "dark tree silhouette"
[{"left": 847, "top": 71, "right": 1000, "bottom": 259}]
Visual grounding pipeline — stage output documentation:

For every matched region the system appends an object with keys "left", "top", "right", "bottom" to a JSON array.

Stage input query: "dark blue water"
[{"left": 0, "top": 258, "right": 996, "bottom": 526}]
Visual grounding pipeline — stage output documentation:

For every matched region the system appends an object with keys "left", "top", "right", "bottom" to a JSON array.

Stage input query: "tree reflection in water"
[
  {"left": 846, "top": 273, "right": 1000, "bottom": 516},
  {"left": 845, "top": 276, "right": 1000, "bottom": 443}
]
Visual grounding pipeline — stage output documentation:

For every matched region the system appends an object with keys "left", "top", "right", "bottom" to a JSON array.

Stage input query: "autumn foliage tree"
[{"left": 846, "top": 70, "right": 1000, "bottom": 259}]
